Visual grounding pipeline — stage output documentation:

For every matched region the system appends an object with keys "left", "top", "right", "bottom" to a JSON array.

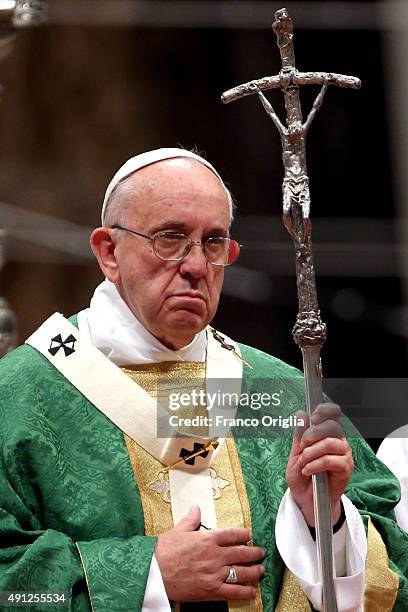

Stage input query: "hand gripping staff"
[{"left": 222, "top": 8, "right": 361, "bottom": 612}]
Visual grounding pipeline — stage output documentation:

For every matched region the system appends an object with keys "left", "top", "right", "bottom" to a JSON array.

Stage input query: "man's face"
[{"left": 111, "top": 158, "right": 231, "bottom": 349}]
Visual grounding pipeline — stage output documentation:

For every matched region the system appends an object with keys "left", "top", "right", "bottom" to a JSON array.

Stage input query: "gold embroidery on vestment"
[
  {"left": 123, "top": 361, "right": 209, "bottom": 436},
  {"left": 122, "top": 361, "right": 263, "bottom": 612},
  {"left": 223, "top": 437, "right": 264, "bottom": 612},
  {"left": 147, "top": 465, "right": 230, "bottom": 504},
  {"left": 275, "top": 567, "right": 312, "bottom": 612},
  {"left": 275, "top": 568, "right": 311, "bottom": 611},
  {"left": 364, "top": 517, "right": 399, "bottom": 611}
]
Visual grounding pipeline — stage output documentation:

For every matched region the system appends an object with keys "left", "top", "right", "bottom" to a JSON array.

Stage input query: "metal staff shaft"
[
  {"left": 284, "top": 181, "right": 336, "bottom": 611},
  {"left": 222, "top": 7, "right": 361, "bottom": 611},
  {"left": 289, "top": 200, "right": 336, "bottom": 611}
]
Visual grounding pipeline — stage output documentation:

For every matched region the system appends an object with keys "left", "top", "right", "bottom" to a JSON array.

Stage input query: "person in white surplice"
[{"left": 377, "top": 428, "right": 408, "bottom": 532}]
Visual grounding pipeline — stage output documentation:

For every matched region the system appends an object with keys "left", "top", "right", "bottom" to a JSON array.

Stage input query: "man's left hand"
[{"left": 286, "top": 403, "right": 354, "bottom": 527}]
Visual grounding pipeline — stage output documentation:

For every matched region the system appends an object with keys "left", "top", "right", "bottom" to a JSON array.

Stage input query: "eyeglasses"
[{"left": 111, "top": 224, "right": 240, "bottom": 266}]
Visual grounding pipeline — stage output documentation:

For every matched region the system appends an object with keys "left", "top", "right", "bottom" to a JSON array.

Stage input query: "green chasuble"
[{"left": 1, "top": 332, "right": 408, "bottom": 610}]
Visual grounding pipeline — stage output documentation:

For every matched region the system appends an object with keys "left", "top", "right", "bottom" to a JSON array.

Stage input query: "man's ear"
[{"left": 90, "top": 227, "right": 120, "bottom": 283}]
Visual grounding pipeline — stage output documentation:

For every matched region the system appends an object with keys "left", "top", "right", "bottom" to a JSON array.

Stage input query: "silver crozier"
[{"left": 222, "top": 8, "right": 361, "bottom": 612}]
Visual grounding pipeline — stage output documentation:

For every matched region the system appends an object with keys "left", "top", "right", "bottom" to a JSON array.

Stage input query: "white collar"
[{"left": 77, "top": 279, "right": 207, "bottom": 366}]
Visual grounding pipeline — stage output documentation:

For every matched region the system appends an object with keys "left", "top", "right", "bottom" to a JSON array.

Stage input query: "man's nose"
[{"left": 179, "top": 242, "right": 208, "bottom": 278}]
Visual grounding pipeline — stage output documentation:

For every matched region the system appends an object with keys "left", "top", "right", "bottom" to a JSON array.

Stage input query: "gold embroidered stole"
[
  {"left": 364, "top": 518, "right": 399, "bottom": 611},
  {"left": 276, "top": 518, "right": 399, "bottom": 611},
  {"left": 122, "top": 361, "right": 263, "bottom": 612}
]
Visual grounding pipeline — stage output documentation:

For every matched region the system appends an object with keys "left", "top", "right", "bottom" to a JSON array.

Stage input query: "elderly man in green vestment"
[{"left": 0, "top": 148, "right": 407, "bottom": 611}]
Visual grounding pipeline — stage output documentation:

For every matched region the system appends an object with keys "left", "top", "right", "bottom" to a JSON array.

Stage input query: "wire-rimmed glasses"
[{"left": 111, "top": 225, "right": 240, "bottom": 266}]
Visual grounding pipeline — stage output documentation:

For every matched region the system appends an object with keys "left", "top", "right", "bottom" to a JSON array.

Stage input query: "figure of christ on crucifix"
[{"left": 256, "top": 79, "right": 328, "bottom": 239}]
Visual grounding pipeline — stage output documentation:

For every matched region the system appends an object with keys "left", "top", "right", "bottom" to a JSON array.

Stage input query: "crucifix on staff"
[{"left": 222, "top": 7, "right": 361, "bottom": 612}]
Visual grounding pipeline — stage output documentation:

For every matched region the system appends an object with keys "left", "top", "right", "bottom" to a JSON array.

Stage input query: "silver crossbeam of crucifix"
[{"left": 222, "top": 8, "right": 361, "bottom": 612}]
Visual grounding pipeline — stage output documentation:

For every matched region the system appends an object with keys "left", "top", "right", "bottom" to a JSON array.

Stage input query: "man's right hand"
[{"left": 155, "top": 504, "right": 265, "bottom": 602}]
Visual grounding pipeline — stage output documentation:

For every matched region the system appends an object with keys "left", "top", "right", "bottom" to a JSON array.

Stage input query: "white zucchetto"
[{"left": 101, "top": 147, "right": 232, "bottom": 225}]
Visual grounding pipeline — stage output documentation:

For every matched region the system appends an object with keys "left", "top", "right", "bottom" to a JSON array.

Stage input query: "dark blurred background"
[{"left": 0, "top": 1, "right": 407, "bottom": 445}]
